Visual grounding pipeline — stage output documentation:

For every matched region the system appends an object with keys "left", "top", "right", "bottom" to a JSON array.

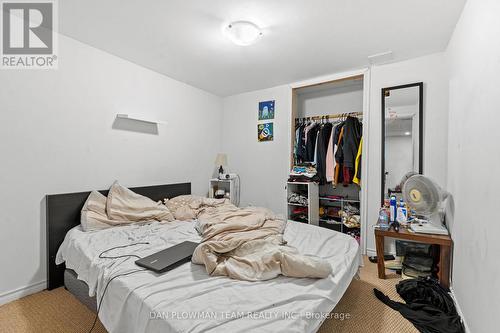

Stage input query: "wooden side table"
[{"left": 374, "top": 228, "right": 453, "bottom": 288}]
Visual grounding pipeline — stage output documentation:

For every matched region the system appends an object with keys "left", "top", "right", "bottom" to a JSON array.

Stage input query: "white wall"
[
  {"left": 445, "top": 0, "right": 500, "bottom": 331},
  {"left": 222, "top": 53, "right": 449, "bottom": 255},
  {"left": 365, "top": 52, "right": 449, "bottom": 254},
  {"left": 297, "top": 85, "right": 364, "bottom": 118},
  {"left": 221, "top": 86, "right": 292, "bottom": 215},
  {"left": 0, "top": 34, "right": 222, "bottom": 303}
]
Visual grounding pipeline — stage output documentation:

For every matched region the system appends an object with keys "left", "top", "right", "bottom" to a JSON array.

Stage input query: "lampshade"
[
  {"left": 223, "top": 21, "right": 263, "bottom": 46},
  {"left": 214, "top": 153, "right": 227, "bottom": 166}
]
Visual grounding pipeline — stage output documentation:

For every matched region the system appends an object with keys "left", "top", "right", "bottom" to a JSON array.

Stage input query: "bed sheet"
[{"left": 57, "top": 220, "right": 360, "bottom": 333}]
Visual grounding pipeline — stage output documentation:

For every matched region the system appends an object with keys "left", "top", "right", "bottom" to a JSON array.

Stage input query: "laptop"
[{"left": 135, "top": 241, "right": 199, "bottom": 273}]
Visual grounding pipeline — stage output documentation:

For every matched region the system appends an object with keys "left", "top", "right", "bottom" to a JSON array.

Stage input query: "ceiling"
[{"left": 59, "top": 0, "right": 465, "bottom": 96}]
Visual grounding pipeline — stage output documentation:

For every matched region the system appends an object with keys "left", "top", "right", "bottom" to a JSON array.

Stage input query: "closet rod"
[{"left": 295, "top": 112, "right": 363, "bottom": 120}]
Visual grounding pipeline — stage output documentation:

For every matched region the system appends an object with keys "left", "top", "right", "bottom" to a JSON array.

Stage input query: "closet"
[{"left": 288, "top": 75, "right": 365, "bottom": 247}]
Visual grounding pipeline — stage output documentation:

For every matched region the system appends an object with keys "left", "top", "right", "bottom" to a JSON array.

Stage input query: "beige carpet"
[{"left": 0, "top": 257, "right": 417, "bottom": 333}]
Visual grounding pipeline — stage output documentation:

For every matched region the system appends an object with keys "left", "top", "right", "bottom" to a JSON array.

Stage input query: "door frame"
[{"left": 289, "top": 68, "right": 371, "bottom": 255}]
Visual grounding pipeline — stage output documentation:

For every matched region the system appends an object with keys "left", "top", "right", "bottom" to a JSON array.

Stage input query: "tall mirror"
[{"left": 381, "top": 82, "right": 423, "bottom": 203}]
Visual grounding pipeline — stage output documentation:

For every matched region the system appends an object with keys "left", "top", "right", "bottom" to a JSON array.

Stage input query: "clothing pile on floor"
[
  {"left": 374, "top": 277, "right": 465, "bottom": 333},
  {"left": 293, "top": 116, "right": 363, "bottom": 186}
]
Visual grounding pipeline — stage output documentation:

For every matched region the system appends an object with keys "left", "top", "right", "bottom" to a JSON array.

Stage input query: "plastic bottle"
[
  {"left": 390, "top": 196, "right": 397, "bottom": 222},
  {"left": 397, "top": 199, "right": 408, "bottom": 223},
  {"left": 378, "top": 207, "right": 389, "bottom": 229}
]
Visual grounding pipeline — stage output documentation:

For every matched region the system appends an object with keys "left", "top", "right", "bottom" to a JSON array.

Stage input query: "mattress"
[{"left": 56, "top": 220, "right": 360, "bottom": 333}]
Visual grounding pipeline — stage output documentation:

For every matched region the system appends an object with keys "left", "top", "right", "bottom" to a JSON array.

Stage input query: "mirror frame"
[{"left": 381, "top": 82, "right": 424, "bottom": 205}]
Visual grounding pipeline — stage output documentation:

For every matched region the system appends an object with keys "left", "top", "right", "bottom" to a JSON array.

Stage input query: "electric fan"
[{"left": 402, "top": 174, "right": 449, "bottom": 235}]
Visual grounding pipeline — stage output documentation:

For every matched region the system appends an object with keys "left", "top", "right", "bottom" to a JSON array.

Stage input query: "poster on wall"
[
  {"left": 258, "top": 100, "right": 275, "bottom": 120},
  {"left": 258, "top": 122, "right": 274, "bottom": 142}
]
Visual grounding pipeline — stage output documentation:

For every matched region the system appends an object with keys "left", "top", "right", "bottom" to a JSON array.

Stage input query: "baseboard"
[
  {"left": 449, "top": 287, "right": 470, "bottom": 333},
  {"left": 0, "top": 280, "right": 47, "bottom": 306}
]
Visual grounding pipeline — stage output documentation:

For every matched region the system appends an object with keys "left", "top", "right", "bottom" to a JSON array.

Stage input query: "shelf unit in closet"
[
  {"left": 286, "top": 182, "right": 319, "bottom": 226},
  {"left": 318, "top": 195, "right": 361, "bottom": 237}
]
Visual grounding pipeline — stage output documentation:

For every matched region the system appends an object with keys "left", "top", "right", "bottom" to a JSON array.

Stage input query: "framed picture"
[
  {"left": 258, "top": 122, "right": 274, "bottom": 142},
  {"left": 258, "top": 100, "right": 275, "bottom": 120}
]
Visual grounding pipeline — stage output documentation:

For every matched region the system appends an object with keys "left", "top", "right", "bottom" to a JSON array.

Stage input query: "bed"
[{"left": 47, "top": 183, "right": 361, "bottom": 333}]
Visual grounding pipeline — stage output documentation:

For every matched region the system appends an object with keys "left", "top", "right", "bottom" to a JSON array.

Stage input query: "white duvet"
[{"left": 56, "top": 220, "right": 360, "bottom": 333}]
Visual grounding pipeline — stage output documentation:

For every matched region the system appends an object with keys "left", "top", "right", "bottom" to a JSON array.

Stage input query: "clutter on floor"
[{"left": 374, "top": 277, "right": 465, "bottom": 333}]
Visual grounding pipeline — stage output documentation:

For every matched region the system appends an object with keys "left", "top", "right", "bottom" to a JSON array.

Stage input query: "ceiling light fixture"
[{"left": 223, "top": 21, "right": 263, "bottom": 46}]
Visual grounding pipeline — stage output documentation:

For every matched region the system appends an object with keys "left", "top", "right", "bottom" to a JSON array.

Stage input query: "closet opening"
[{"left": 288, "top": 73, "right": 367, "bottom": 254}]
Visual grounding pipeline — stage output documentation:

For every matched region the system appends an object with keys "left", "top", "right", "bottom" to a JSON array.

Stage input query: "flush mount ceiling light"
[{"left": 223, "top": 21, "right": 263, "bottom": 46}]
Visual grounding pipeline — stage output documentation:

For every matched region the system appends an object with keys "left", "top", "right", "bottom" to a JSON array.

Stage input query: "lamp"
[
  {"left": 223, "top": 21, "right": 263, "bottom": 46},
  {"left": 214, "top": 153, "right": 228, "bottom": 179}
]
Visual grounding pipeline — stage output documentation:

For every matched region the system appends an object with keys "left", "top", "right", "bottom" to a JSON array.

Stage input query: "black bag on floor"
[
  {"left": 403, "top": 254, "right": 434, "bottom": 273},
  {"left": 374, "top": 277, "right": 465, "bottom": 333}
]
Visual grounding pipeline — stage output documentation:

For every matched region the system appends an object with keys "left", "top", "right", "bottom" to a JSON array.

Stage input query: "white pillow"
[
  {"left": 106, "top": 182, "right": 174, "bottom": 222},
  {"left": 81, "top": 191, "right": 119, "bottom": 231}
]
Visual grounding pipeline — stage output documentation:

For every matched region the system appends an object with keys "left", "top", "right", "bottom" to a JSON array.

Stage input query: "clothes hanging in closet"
[
  {"left": 305, "top": 124, "right": 320, "bottom": 162},
  {"left": 353, "top": 137, "right": 363, "bottom": 186},
  {"left": 315, "top": 122, "right": 333, "bottom": 185},
  {"left": 325, "top": 126, "right": 336, "bottom": 183},
  {"left": 293, "top": 115, "right": 363, "bottom": 186},
  {"left": 333, "top": 124, "right": 345, "bottom": 185},
  {"left": 294, "top": 124, "right": 306, "bottom": 162},
  {"left": 335, "top": 116, "right": 362, "bottom": 186},
  {"left": 342, "top": 116, "right": 363, "bottom": 169}
]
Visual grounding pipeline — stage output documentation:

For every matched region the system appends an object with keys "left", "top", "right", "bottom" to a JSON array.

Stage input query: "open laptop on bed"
[{"left": 135, "top": 241, "right": 199, "bottom": 273}]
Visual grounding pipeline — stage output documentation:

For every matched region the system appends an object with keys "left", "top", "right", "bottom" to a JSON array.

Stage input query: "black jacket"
[
  {"left": 375, "top": 277, "right": 465, "bottom": 333},
  {"left": 315, "top": 123, "right": 333, "bottom": 185},
  {"left": 342, "top": 116, "right": 362, "bottom": 168},
  {"left": 295, "top": 124, "right": 306, "bottom": 163},
  {"left": 305, "top": 124, "right": 320, "bottom": 162}
]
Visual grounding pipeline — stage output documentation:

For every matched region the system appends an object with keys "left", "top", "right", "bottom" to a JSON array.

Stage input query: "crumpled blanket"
[{"left": 188, "top": 201, "right": 332, "bottom": 281}]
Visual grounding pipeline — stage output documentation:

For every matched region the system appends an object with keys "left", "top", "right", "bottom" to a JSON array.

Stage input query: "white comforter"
[{"left": 56, "top": 220, "right": 360, "bottom": 333}]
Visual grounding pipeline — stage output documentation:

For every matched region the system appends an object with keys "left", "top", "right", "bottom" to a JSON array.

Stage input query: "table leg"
[
  {"left": 375, "top": 234, "right": 386, "bottom": 279},
  {"left": 438, "top": 244, "right": 451, "bottom": 289}
]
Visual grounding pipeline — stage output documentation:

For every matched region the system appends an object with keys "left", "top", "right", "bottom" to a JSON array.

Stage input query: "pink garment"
[{"left": 326, "top": 127, "right": 335, "bottom": 182}]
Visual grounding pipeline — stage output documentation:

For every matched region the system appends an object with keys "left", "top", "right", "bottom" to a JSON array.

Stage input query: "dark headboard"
[{"left": 46, "top": 182, "right": 191, "bottom": 290}]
